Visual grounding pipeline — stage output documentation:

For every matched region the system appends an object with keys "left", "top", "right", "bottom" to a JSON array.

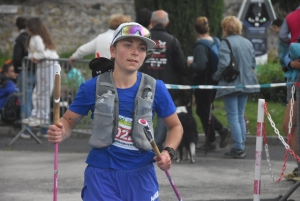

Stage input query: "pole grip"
[
  {"left": 150, "top": 141, "right": 161, "bottom": 158},
  {"left": 53, "top": 63, "right": 61, "bottom": 124}
]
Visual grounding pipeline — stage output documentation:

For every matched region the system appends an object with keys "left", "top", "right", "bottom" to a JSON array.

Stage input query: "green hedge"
[
  {"left": 250, "top": 63, "right": 287, "bottom": 103},
  {"left": 134, "top": 0, "right": 224, "bottom": 57}
]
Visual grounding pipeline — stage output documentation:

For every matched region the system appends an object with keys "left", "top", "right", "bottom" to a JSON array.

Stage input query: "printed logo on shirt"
[
  {"left": 112, "top": 115, "right": 138, "bottom": 150},
  {"left": 151, "top": 191, "right": 159, "bottom": 201},
  {"left": 144, "top": 39, "right": 167, "bottom": 69}
]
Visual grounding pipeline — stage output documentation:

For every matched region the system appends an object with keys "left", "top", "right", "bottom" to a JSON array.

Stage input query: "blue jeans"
[
  {"left": 223, "top": 92, "right": 248, "bottom": 150},
  {"left": 18, "top": 71, "right": 36, "bottom": 134},
  {"left": 18, "top": 71, "right": 36, "bottom": 119},
  {"left": 154, "top": 118, "right": 167, "bottom": 152}
]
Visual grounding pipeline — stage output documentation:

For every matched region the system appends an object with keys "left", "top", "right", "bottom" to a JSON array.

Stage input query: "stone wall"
[
  {"left": 0, "top": 0, "right": 135, "bottom": 54},
  {"left": 0, "top": 0, "right": 281, "bottom": 58}
]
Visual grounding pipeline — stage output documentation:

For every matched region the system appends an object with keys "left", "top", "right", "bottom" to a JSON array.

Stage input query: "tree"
[
  {"left": 271, "top": 0, "right": 300, "bottom": 17},
  {"left": 134, "top": 0, "right": 224, "bottom": 57}
]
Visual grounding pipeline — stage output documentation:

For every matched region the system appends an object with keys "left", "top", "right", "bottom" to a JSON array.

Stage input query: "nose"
[{"left": 131, "top": 46, "right": 139, "bottom": 56}]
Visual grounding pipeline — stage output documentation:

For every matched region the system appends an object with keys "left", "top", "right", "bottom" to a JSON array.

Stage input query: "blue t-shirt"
[
  {"left": 0, "top": 80, "right": 18, "bottom": 110},
  {"left": 69, "top": 72, "right": 176, "bottom": 170}
]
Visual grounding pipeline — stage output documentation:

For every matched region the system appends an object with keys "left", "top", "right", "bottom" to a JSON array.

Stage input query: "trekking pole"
[
  {"left": 205, "top": 102, "right": 213, "bottom": 155},
  {"left": 138, "top": 119, "right": 183, "bottom": 201},
  {"left": 53, "top": 63, "right": 61, "bottom": 201}
]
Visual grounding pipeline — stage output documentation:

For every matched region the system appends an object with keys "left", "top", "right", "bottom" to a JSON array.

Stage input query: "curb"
[{"left": 197, "top": 133, "right": 285, "bottom": 146}]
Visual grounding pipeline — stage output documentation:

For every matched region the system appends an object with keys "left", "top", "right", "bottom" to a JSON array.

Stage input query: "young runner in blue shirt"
[{"left": 47, "top": 22, "right": 183, "bottom": 201}]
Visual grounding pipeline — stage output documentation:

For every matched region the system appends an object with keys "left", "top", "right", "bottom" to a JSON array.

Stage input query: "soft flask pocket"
[{"left": 89, "top": 92, "right": 116, "bottom": 148}]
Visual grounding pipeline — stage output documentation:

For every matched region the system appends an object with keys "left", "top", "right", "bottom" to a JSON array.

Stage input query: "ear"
[
  {"left": 110, "top": 45, "right": 116, "bottom": 58},
  {"left": 165, "top": 20, "right": 170, "bottom": 27}
]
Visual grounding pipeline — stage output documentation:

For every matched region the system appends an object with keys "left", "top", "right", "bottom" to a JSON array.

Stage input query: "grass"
[{"left": 192, "top": 99, "right": 287, "bottom": 136}]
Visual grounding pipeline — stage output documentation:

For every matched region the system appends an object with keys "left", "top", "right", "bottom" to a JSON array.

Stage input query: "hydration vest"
[{"left": 89, "top": 71, "right": 156, "bottom": 151}]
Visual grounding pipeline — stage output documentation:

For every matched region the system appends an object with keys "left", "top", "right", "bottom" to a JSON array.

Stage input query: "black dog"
[{"left": 176, "top": 109, "right": 198, "bottom": 163}]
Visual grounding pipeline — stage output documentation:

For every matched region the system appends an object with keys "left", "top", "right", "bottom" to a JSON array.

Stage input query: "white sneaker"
[
  {"left": 22, "top": 116, "right": 36, "bottom": 124},
  {"left": 20, "top": 133, "right": 31, "bottom": 139},
  {"left": 28, "top": 119, "right": 41, "bottom": 127},
  {"left": 36, "top": 131, "right": 48, "bottom": 138}
]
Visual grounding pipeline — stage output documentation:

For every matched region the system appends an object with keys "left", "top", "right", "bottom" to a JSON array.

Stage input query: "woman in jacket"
[
  {"left": 212, "top": 16, "right": 259, "bottom": 159},
  {"left": 188, "top": 16, "right": 230, "bottom": 151}
]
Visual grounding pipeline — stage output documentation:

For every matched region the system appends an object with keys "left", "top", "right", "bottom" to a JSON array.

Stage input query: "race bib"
[{"left": 112, "top": 115, "right": 138, "bottom": 150}]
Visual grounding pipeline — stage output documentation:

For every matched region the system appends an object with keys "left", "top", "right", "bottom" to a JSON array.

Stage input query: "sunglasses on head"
[
  {"left": 113, "top": 25, "right": 151, "bottom": 41},
  {"left": 5, "top": 59, "right": 12, "bottom": 65}
]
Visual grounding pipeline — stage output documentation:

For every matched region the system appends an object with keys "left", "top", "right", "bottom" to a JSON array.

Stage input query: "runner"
[{"left": 47, "top": 22, "right": 183, "bottom": 201}]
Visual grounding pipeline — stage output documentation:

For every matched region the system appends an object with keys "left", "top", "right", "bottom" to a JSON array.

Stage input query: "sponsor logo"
[{"left": 151, "top": 191, "right": 159, "bottom": 201}]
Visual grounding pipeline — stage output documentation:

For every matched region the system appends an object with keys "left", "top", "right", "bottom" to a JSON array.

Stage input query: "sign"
[
  {"left": 238, "top": 0, "right": 276, "bottom": 64},
  {"left": 0, "top": 5, "right": 18, "bottom": 14}
]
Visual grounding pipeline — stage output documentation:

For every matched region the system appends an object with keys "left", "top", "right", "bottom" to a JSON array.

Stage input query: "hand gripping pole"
[{"left": 138, "top": 119, "right": 183, "bottom": 201}]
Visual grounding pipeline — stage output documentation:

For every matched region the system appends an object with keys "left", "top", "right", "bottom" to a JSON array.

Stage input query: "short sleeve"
[
  {"left": 153, "top": 80, "right": 176, "bottom": 118},
  {"left": 68, "top": 77, "right": 97, "bottom": 116}
]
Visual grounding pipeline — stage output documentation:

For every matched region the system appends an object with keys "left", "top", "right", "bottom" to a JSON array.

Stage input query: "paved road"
[{"left": 0, "top": 127, "right": 299, "bottom": 201}]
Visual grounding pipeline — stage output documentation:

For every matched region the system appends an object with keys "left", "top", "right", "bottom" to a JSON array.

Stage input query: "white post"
[{"left": 254, "top": 99, "right": 265, "bottom": 201}]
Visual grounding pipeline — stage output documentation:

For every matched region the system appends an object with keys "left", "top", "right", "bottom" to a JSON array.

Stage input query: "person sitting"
[{"left": 0, "top": 60, "right": 19, "bottom": 122}]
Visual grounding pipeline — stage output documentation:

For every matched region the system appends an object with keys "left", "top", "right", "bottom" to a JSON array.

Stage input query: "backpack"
[
  {"left": 1, "top": 93, "right": 21, "bottom": 123},
  {"left": 196, "top": 36, "right": 220, "bottom": 74}
]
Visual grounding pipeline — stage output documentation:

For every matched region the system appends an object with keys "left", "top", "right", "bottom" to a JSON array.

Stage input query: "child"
[
  {"left": 22, "top": 17, "right": 59, "bottom": 130},
  {"left": 47, "top": 22, "right": 183, "bottom": 200}
]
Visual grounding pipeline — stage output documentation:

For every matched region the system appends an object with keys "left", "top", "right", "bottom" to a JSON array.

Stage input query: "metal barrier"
[
  {"left": 7, "top": 57, "right": 297, "bottom": 145},
  {"left": 9, "top": 57, "right": 93, "bottom": 145}
]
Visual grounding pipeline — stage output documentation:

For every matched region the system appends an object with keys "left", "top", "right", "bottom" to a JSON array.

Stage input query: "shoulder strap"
[
  {"left": 96, "top": 71, "right": 117, "bottom": 100},
  {"left": 223, "top": 39, "right": 233, "bottom": 52},
  {"left": 137, "top": 73, "right": 156, "bottom": 101}
]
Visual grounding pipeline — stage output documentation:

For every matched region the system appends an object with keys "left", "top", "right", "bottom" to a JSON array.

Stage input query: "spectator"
[
  {"left": 212, "top": 16, "right": 259, "bottom": 159},
  {"left": 279, "top": 5, "right": 300, "bottom": 181},
  {"left": 136, "top": 8, "right": 152, "bottom": 29},
  {"left": 69, "top": 14, "right": 131, "bottom": 62},
  {"left": 47, "top": 22, "right": 183, "bottom": 200},
  {"left": 0, "top": 60, "right": 18, "bottom": 111},
  {"left": 61, "top": 63, "right": 85, "bottom": 99},
  {"left": 21, "top": 17, "right": 59, "bottom": 137},
  {"left": 12, "top": 17, "right": 36, "bottom": 139},
  {"left": 279, "top": 5, "right": 300, "bottom": 45},
  {"left": 188, "top": 16, "right": 230, "bottom": 151},
  {"left": 140, "top": 10, "right": 188, "bottom": 152},
  {"left": 272, "top": 18, "right": 289, "bottom": 72},
  {"left": 282, "top": 50, "right": 300, "bottom": 182}
]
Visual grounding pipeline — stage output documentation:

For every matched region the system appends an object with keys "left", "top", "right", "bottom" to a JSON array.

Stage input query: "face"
[
  {"left": 5, "top": 66, "right": 17, "bottom": 79},
  {"left": 272, "top": 25, "right": 280, "bottom": 34},
  {"left": 110, "top": 37, "right": 147, "bottom": 72}
]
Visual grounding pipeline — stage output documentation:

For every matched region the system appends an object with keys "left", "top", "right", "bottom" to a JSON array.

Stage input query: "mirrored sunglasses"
[{"left": 116, "top": 25, "right": 151, "bottom": 39}]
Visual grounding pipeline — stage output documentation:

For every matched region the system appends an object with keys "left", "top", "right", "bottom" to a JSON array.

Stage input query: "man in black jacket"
[
  {"left": 141, "top": 10, "right": 188, "bottom": 151},
  {"left": 12, "top": 17, "right": 36, "bottom": 139}
]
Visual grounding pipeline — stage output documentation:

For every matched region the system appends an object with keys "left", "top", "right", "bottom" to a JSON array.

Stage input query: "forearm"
[
  {"left": 164, "top": 125, "right": 183, "bottom": 150},
  {"left": 59, "top": 110, "right": 83, "bottom": 141},
  {"left": 60, "top": 116, "right": 73, "bottom": 140},
  {"left": 290, "top": 59, "right": 300, "bottom": 70},
  {"left": 72, "top": 39, "right": 96, "bottom": 59}
]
